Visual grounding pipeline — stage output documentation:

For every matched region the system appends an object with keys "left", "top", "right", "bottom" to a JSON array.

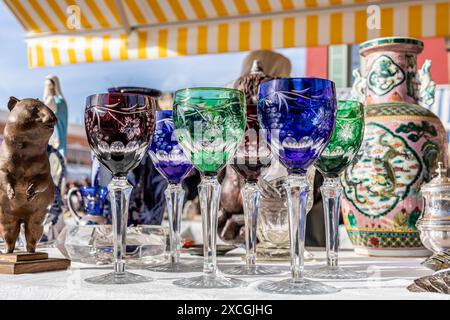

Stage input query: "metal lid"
[{"left": 421, "top": 162, "right": 450, "bottom": 193}]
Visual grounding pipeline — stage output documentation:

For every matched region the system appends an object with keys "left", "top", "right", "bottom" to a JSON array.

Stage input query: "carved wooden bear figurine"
[{"left": 0, "top": 97, "right": 56, "bottom": 253}]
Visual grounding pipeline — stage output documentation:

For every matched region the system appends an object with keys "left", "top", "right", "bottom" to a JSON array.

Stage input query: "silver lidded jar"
[{"left": 417, "top": 162, "right": 450, "bottom": 254}]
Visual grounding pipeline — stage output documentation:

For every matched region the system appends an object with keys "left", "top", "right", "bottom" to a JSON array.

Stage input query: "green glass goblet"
[
  {"left": 172, "top": 88, "right": 247, "bottom": 289},
  {"left": 308, "top": 100, "right": 366, "bottom": 280}
]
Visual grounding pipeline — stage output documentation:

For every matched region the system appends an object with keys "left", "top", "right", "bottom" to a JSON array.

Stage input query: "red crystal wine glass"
[
  {"left": 84, "top": 93, "right": 155, "bottom": 284},
  {"left": 224, "top": 104, "right": 281, "bottom": 276}
]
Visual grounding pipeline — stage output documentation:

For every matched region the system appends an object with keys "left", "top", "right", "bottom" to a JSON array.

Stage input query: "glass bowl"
[{"left": 58, "top": 224, "right": 167, "bottom": 266}]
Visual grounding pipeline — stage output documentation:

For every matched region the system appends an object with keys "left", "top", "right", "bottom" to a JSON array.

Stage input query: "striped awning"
[{"left": 5, "top": 0, "right": 450, "bottom": 68}]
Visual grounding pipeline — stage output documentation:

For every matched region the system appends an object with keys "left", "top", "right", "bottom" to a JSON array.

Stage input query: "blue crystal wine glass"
[
  {"left": 257, "top": 78, "right": 340, "bottom": 295},
  {"left": 147, "top": 110, "right": 197, "bottom": 272}
]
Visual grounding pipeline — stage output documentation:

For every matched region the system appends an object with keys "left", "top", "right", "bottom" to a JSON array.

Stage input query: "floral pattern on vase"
[
  {"left": 367, "top": 55, "right": 406, "bottom": 96},
  {"left": 342, "top": 37, "right": 448, "bottom": 257}
]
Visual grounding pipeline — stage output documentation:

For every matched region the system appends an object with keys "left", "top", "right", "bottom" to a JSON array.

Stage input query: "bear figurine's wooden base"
[{"left": 0, "top": 252, "right": 70, "bottom": 274}]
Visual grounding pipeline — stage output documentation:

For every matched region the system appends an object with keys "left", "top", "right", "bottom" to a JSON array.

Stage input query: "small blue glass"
[
  {"left": 257, "top": 78, "right": 339, "bottom": 295},
  {"left": 147, "top": 110, "right": 196, "bottom": 272},
  {"left": 67, "top": 186, "right": 109, "bottom": 225}
]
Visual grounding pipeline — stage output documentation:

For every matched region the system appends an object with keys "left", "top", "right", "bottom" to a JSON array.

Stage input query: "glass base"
[
  {"left": 85, "top": 271, "right": 153, "bottom": 285},
  {"left": 223, "top": 264, "right": 283, "bottom": 276},
  {"left": 147, "top": 261, "right": 202, "bottom": 273},
  {"left": 257, "top": 278, "right": 340, "bottom": 295},
  {"left": 173, "top": 274, "right": 247, "bottom": 289},
  {"left": 257, "top": 246, "right": 314, "bottom": 262},
  {"left": 305, "top": 266, "right": 368, "bottom": 280}
]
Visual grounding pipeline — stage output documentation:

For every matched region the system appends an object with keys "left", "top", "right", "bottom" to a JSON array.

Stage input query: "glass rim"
[
  {"left": 260, "top": 77, "right": 335, "bottom": 87},
  {"left": 156, "top": 110, "right": 173, "bottom": 115},
  {"left": 336, "top": 100, "right": 365, "bottom": 120},
  {"left": 85, "top": 92, "right": 157, "bottom": 101},
  {"left": 174, "top": 87, "right": 244, "bottom": 96},
  {"left": 337, "top": 99, "right": 364, "bottom": 106}
]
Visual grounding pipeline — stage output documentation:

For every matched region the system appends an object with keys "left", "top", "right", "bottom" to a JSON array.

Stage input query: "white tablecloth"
[{"left": 0, "top": 247, "right": 448, "bottom": 300}]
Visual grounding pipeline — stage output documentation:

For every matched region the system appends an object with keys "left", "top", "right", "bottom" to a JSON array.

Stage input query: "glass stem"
[
  {"left": 321, "top": 177, "right": 343, "bottom": 268},
  {"left": 198, "top": 176, "right": 221, "bottom": 276},
  {"left": 284, "top": 174, "right": 309, "bottom": 282},
  {"left": 165, "top": 183, "right": 185, "bottom": 264},
  {"left": 241, "top": 182, "right": 261, "bottom": 266},
  {"left": 108, "top": 176, "right": 133, "bottom": 276}
]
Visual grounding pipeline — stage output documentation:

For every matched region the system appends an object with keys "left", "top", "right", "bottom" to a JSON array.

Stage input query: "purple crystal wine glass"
[
  {"left": 84, "top": 93, "right": 155, "bottom": 284},
  {"left": 147, "top": 110, "right": 197, "bottom": 273},
  {"left": 257, "top": 78, "right": 339, "bottom": 295}
]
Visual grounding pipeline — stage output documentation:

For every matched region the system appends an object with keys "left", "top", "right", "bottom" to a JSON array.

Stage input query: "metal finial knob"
[
  {"left": 436, "top": 162, "right": 446, "bottom": 178},
  {"left": 250, "top": 60, "right": 264, "bottom": 74}
]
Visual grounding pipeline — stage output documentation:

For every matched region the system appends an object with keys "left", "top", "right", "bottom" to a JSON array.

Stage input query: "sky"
[{"left": 0, "top": 2, "right": 306, "bottom": 125}]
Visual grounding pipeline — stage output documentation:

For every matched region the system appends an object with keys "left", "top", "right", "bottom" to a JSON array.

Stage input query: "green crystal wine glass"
[
  {"left": 308, "top": 100, "right": 366, "bottom": 280},
  {"left": 172, "top": 88, "right": 247, "bottom": 289}
]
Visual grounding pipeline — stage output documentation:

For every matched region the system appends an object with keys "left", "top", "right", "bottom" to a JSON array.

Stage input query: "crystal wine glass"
[
  {"left": 257, "top": 78, "right": 340, "bottom": 295},
  {"left": 172, "top": 88, "right": 247, "bottom": 288},
  {"left": 84, "top": 93, "right": 155, "bottom": 284},
  {"left": 223, "top": 104, "right": 281, "bottom": 276},
  {"left": 147, "top": 110, "right": 198, "bottom": 273},
  {"left": 306, "top": 100, "right": 366, "bottom": 280}
]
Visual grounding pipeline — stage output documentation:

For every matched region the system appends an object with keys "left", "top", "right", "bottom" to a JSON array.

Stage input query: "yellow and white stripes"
[
  {"left": 7, "top": 0, "right": 432, "bottom": 34},
  {"left": 8, "top": 0, "right": 450, "bottom": 68}
]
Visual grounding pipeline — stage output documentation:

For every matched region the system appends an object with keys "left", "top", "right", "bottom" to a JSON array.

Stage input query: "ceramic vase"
[{"left": 341, "top": 37, "right": 448, "bottom": 257}]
